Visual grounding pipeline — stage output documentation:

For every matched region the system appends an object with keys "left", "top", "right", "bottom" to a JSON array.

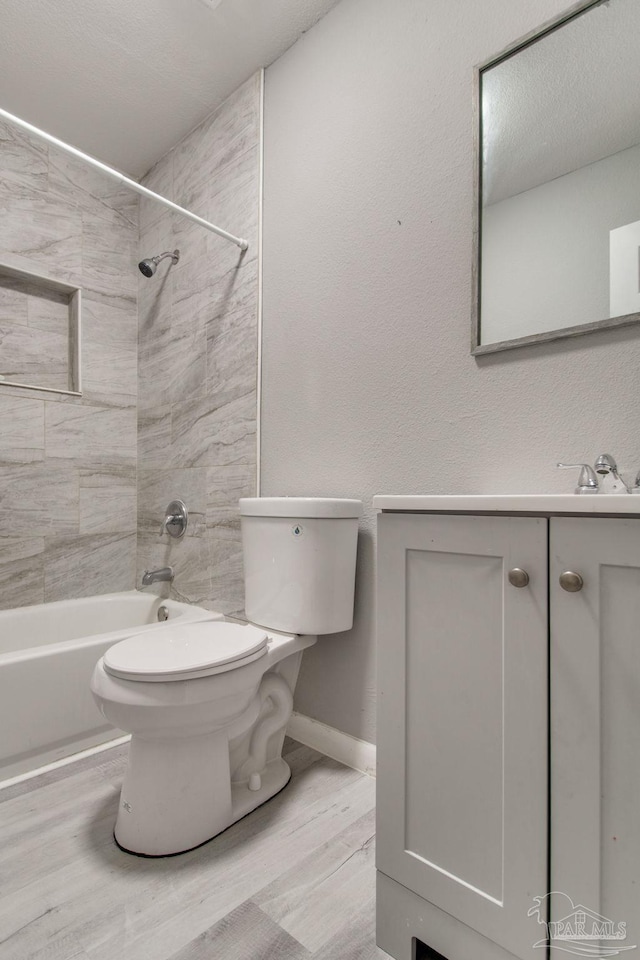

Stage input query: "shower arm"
[{"left": 0, "top": 107, "right": 249, "bottom": 252}]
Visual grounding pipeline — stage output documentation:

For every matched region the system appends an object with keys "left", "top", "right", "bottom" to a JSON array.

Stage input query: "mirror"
[{"left": 473, "top": 0, "right": 640, "bottom": 354}]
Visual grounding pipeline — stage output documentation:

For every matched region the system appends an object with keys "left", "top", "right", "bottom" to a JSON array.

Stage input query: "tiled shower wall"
[
  {"left": 136, "top": 73, "right": 261, "bottom": 616},
  {"left": 0, "top": 120, "right": 138, "bottom": 610}
]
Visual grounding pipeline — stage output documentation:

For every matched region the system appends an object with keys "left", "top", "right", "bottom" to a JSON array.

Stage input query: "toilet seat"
[{"left": 103, "top": 622, "right": 269, "bottom": 682}]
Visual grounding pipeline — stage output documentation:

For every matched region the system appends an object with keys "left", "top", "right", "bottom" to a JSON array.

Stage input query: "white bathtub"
[{"left": 0, "top": 591, "right": 221, "bottom": 781}]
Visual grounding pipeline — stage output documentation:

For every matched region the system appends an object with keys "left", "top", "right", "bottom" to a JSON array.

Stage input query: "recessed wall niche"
[{"left": 0, "top": 260, "right": 81, "bottom": 395}]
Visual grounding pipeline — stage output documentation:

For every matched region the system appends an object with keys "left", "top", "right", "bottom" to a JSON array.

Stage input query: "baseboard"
[{"left": 287, "top": 711, "right": 376, "bottom": 777}]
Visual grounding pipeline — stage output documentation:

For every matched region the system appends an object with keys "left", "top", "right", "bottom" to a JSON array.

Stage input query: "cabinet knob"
[
  {"left": 508, "top": 568, "right": 530, "bottom": 588},
  {"left": 559, "top": 571, "right": 584, "bottom": 592}
]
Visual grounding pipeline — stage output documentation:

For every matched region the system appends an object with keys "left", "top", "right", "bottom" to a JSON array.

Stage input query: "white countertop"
[{"left": 373, "top": 495, "right": 640, "bottom": 514}]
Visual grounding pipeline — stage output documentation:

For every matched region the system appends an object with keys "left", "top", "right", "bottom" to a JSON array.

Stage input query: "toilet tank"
[{"left": 239, "top": 498, "right": 363, "bottom": 635}]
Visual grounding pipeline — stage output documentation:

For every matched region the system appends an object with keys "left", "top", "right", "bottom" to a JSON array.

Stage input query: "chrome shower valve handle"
[{"left": 160, "top": 500, "right": 188, "bottom": 538}]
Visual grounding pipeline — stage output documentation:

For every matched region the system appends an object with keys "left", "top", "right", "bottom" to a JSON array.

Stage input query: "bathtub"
[{"left": 0, "top": 591, "right": 221, "bottom": 781}]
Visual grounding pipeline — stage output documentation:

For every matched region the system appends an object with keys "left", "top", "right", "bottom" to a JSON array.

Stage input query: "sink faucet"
[
  {"left": 141, "top": 566, "right": 174, "bottom": 587},
  {"left": 594, "top": 454, "right": 630, "bottom": 493}
]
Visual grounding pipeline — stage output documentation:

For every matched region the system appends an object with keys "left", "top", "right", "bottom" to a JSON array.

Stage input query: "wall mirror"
[{"left": 473, "top": 0, "right": 640, "bottom": 355}]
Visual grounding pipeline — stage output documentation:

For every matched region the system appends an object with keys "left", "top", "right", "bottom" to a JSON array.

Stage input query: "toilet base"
[{"left": 114, "top": 750, "right": 292, "bottom": 857}]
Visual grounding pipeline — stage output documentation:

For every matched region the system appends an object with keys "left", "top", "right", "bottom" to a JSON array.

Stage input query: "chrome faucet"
[
  {"left": 141, "top": 566, "right": 174, "bottom": 587},
  {"left": 594, "top": 453, "right": 630, "bottom": 493}
]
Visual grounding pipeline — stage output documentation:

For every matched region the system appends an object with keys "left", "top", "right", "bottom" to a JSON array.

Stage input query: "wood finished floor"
[{"left": 0, "top": 738, "right": 389, "bottom": 960}]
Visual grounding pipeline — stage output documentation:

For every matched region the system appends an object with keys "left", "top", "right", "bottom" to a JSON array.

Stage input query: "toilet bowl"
[{"left": 90, "top": 497, "right": 362, "bottom": 856}]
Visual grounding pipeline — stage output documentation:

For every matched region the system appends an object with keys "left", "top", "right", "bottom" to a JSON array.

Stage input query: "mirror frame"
[{"left": 471, "top": 0, "right": 640, "bottom": 355}]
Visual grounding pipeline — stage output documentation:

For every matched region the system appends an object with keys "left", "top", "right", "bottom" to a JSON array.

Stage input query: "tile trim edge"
[{"left": 0, "top": 734, "right": 131, "bottom": 791}]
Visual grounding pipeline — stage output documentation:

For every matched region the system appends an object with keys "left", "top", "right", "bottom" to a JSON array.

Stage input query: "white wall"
[
  {"left": 482, "top": 141, "right": 640, "bottom": 344},
  {"left": 261, "top": 0, "right": 640, "bottom": 743}
]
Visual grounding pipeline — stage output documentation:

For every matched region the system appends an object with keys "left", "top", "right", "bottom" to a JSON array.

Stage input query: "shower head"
[{"left": 138, "top": 249, "right": 180, "bottom": 277}]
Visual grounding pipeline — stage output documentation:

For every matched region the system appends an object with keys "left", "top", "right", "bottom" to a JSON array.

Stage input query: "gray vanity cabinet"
[
  {"left": 376, "top": 510, "right": 640, "bottom": 960},
  {"left": 549, "top": 518, "right": 640, "bottom": 955}
]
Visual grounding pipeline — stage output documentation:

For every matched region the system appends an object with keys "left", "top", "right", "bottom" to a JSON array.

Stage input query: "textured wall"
[
  {"left": 137, "top": 74, "right": 260, "bottom": 616},
  {"left": 261, "top": 0, "right": 640, "bottom": 742},
  {"left": 0, "top": 120, "right": 138, "bottom": 610}
]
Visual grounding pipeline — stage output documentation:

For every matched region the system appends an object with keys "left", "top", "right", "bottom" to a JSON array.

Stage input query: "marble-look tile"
[
  {"left": 173, "top": 229, "right": 251, "bottom": 306},
  {"left": 138, "top": 319, "right": 175, "bottom": 414},
  {"left": 207, "top": 315, "right": 258, "bottom": 409},
  {"left": 168, "top": 295, "right": 208, "bottom": 405},
  {"left": 0, "top": 276, "right": 29, "bottom": 325},
  {"left": 138, "top": 211, "right": 175, "bottom": 296},
  {"left": 138, "top": 266, "right": 173, "bottom": 346},
  {"left": 0, "top": 119, "right": 48, "bottom": 196},
  {"left": 168, "top": 537, "right": 213, "bottom": 606},
  {"left": 48, "top": 148, "right": 138, "bottom": 229},
  {"left": 204, "top": 258, "right": 258, "bottom": 343},
  {"left": 0, "top": 321, "right": 69, "bottom": 391},
  {"left": 171, "top": 140, "right": 259, "bottom": 303},
  {"left": 138, "top": 210, "right": 175, "bottom": 322},
  {"left": 170, "top": 391, "right": 257, "bottom": 468},
  {"left": 0, "top": 194, "right": 82, "bottom": 284},
  {"left": 135, "top": 70, "right": 260, "bottom": 617},
  {"left": 137, "top": 466, "right": 207, "bottom": 538},
  {"left": 173, "top": 74, "right": 260, "bottom": 210},
  {"left": 27, "top": 287, "right": 70, "bottom": 336},
  {"left": 135, "top": 530, "right": 174, "bottom": 598},
  {"left": 0, "top": 459, "right": 79, "bottom": 537},
  {"left": 0, "top": 394, "right": 44, "bottom": 459},
  {"left": 140, "top": 152, "right": 174, "bottom": 235},
  {"left": 0, "top": 537, "right": 45, "bottom": 610},
  {"left": 44, "top": 532, "right": 136, "bottom": 602},
  {"left": 0, "top": 123, "right": 145, "bottom": 613},
  {"left": 138, "top": 273, "right": 173, "bottom": 352},
  {"left": 208, "top": 143, "right": 259, "bottom": 235},
  {"left": 136, "top": 529, "right": 212, "bottom": 606},
  {"left": 81, "top": 298, "right": 137, "bottom": 407},
  {"left": 81, "top": 208, "right": 137, "bottom": 302},
  {"left": 209, "top": 534, "right": 245, "bottom": 611},
  {"left": 79, "top": 465, "right": 137, "bottom": 536},
  {"left": 138, "top": 404, "right": 172, "bottom": 467},
  {"left": 45, "top": 402, "right": 136, "bottom": 467},
  {"left": 206, "top": 464, "right": 256, "bottom": 535}
]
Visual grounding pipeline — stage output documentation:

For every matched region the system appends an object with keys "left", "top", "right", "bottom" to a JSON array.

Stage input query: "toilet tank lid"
[{"left": 239, "top": 497, "right": 363, "bottom": 519}]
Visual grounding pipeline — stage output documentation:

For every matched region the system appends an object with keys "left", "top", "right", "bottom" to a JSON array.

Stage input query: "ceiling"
[
  {"left": 0, "top": 0, "right": 340, "bottom": 178},
  {"left": 483, "top": 0, "right": 640, "bottom": 205}
]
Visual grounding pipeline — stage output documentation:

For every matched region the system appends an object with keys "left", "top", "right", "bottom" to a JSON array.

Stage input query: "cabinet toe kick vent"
[{"left": 413, "top": 939, "right": 449, "bottom": 960}]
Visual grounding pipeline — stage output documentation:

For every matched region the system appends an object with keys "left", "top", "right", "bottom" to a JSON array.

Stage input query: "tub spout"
[{"left": 142, "top": 567, "right": 174, "bottom": 587}]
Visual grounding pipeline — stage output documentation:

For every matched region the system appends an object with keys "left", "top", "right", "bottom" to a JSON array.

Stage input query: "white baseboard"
[{"left": 287, "top": 711, "right": 376, "bottom": 778}]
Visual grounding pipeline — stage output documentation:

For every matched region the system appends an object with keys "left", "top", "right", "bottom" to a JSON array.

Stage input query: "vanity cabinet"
[{"left": 375, "top": 505, "right": 640, "bottom": 960}]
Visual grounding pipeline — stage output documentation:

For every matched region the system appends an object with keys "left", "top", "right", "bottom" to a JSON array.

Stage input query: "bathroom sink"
[{"left": 372, "top": 494, "right": 640, "bottom": 514}]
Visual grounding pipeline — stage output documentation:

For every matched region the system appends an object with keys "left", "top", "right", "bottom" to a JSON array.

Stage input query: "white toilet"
[{"left": 90, "top": 497, "right": 362, "bottom": 856}]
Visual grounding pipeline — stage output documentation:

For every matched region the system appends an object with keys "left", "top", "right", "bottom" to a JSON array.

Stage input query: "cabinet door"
[
  {"left": 377, "top": 514, "right": 548, "bottom": 960},
  {"left": 550, "top": 517, "right": 640, "bottom": 952}
]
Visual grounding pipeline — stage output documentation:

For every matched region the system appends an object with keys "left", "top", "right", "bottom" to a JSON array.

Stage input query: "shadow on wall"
[{"left": 292, "top": 524, "right": 377, "bottom": 742}]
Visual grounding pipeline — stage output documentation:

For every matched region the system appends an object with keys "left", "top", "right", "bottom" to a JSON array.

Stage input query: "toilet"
[{"left": 90, "top": 497, "right": 362, "bottom": 856}]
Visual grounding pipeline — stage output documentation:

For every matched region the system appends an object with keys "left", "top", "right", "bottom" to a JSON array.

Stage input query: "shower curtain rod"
[{"left": 0, "top": 107, "right": 249, "bottom": 251}]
